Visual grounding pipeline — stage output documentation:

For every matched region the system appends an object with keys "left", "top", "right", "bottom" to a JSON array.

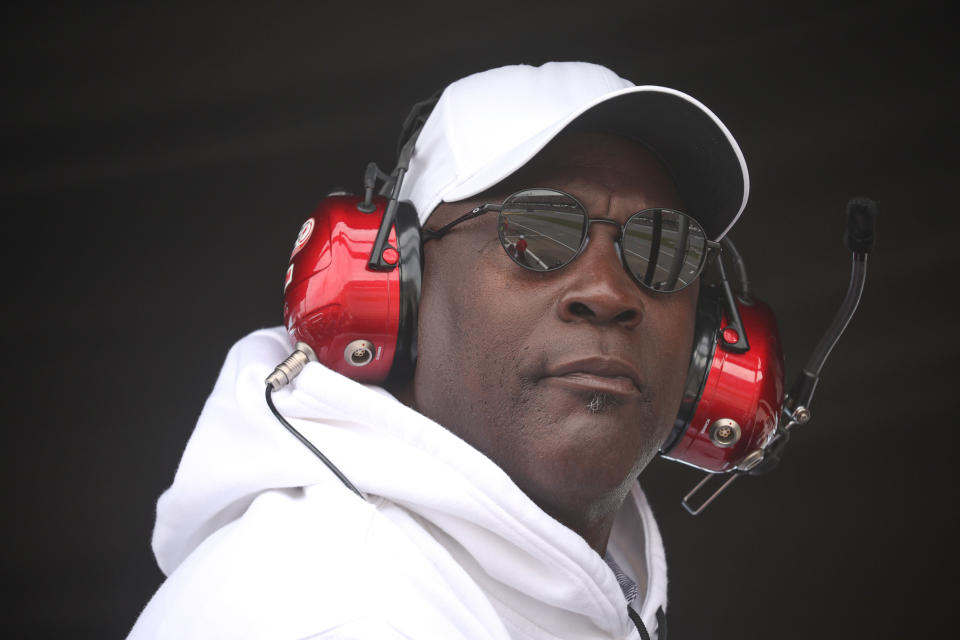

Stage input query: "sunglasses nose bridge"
[
  {"left": 586, "top": 217, "right": 622, "bottom": 230},
  {"left": 585, "top": 217, "right": 624, "bottom": 242},
  {"left": 573, "top": 217, "right": 631, "bottom": 274},
  {"left": 583, "top": 217, "right": 625, "bottom": 258}
]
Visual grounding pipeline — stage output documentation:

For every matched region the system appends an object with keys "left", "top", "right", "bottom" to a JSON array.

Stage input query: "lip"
[{"left": 543, "top": 357, "right": 643, "bottom": 396}]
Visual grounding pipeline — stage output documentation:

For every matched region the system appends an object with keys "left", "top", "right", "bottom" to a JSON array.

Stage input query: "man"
[
  {"left": 514, "top": 234, "right": 527, "bottom": 261},
  {"left": 128, "top": 62, "right": 748, "bottom": 639}
]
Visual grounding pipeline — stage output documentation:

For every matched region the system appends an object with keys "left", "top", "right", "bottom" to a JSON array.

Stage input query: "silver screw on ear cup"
[
  {"left": 709, "top": 418, "right": 742, "bottom": 448},
  {"left": 344, "top": 339, "right": 375, "bottom": 366}
]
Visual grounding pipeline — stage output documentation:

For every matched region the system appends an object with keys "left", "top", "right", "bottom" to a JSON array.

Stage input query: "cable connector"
[{"left": 265, "top": 341, "right": 318, "bottom": 391}]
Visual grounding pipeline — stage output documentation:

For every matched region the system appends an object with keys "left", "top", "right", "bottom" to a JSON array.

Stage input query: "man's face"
[{"left": 412, "top": 132, "right": 698, "bottom": 540}]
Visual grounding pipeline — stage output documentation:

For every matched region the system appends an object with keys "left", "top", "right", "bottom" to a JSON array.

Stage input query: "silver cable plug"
[{"left": 266, "top": 341, "right": 318, "bottom": 391}]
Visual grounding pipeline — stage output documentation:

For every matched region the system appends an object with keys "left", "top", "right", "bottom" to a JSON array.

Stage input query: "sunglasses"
[{"left": 422, "top": 188, "right": 720, "bottom": 293}]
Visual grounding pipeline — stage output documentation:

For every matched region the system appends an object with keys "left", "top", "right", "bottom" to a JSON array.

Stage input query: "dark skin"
[{"left": 391, "top": 132, "right": 698, "bottom": 554}]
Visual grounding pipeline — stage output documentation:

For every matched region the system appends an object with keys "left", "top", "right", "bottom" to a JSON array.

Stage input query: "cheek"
[
  {"left": 414, "top": 243, "right": 528, "bottom": 411},
  {"left": 645, "top": 289, "right": 698, "bottom": 411}
]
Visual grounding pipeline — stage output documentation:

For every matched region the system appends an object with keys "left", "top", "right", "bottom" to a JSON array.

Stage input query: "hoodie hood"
[{"left": 151, "top": 328, "right": 667, "bottom": 637}]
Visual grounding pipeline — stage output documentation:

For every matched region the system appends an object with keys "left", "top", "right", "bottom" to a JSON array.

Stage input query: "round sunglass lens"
[
  {"left": 498, "top": 189, "right": 588, "bottom": 271},
  {"left": 622, "top": 209, "right": 708, "bottom": 291}
]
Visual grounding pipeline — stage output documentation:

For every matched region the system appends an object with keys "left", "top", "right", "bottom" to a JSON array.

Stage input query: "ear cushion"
[
  {"left": 660, "top": 285, "right": 723, "bottom": 453},
  {"left": 387, "top": 201, "right": 423, "bottom": 384}
]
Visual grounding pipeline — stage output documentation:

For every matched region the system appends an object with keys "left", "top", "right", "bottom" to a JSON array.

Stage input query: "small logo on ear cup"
[{"left": 291, "top": 218, "right": 315, "bottom": 258}]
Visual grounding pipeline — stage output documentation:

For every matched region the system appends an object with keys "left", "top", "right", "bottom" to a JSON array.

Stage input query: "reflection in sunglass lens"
[
  {"left": 497, "top": 189, "right": 588, "bottom": 271},
  {"left": 494, "top": 188, "right": 708, "bottom": 293},
  {"left": 622, "top": 210, "right": 708, "bottom": 291}
]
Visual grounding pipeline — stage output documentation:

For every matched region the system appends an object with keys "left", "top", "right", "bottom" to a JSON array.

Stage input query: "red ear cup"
[
  {"left": 661, "top": 285, "right": 785, "bottom": 472},
  {"left": 282, "top": 194, "right": 421, "bottom": 383}
]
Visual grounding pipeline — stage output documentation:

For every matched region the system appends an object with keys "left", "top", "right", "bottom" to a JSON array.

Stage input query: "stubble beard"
[{"left": 586, "top": 391, "right": 619, "bottom": 414}]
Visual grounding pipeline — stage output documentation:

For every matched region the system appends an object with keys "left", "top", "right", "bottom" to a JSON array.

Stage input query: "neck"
[{"left": 539, "top": 483, "right": 633, "bottom": 555}]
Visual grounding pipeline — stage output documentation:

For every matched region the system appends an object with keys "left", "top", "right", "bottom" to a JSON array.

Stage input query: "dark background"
[{"left": 3, "top": 1, "right": 956, "bottom": 637}]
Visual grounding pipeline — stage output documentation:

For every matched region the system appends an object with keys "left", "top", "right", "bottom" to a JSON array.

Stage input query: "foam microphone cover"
[{"left": 844, "top": 196, "right": 878, "bottom": 254}]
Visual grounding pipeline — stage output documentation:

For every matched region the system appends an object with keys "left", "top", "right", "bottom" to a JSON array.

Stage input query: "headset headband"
[{"left": 367, "top": 91, "right": 441, "bottom": 271}]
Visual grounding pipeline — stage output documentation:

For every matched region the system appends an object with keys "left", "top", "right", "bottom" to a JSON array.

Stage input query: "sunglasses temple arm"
[{"left": 422, "top": 204, "right": 501, "bottom": 241}]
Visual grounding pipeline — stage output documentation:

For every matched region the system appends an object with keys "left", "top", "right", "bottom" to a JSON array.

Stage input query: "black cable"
[
  {"left": 627, "top": 605, "right": 667, "bottom": 640},
  {"left": 628, "top": 606, "right": 651, "bottom": 640},
  {"left": 264, "top": 385, "right": 366, "bottom": 500},
  {"left": 655, "top": 606, "right": 667, "bottom": 639}
]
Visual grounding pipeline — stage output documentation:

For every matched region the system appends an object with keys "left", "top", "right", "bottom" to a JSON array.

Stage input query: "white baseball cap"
[{"left": 399, "top": 61, "right": 749, "bottom": 240}]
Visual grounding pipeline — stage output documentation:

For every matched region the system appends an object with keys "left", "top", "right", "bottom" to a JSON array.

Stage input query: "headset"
[{"left": 267, "top": 96, "right": 877, "bottom": 514}]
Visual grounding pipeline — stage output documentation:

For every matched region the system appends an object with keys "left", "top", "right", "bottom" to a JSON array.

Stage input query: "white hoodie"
[{"left": 128, "top": 328, "right": 668, "bottom": 639}]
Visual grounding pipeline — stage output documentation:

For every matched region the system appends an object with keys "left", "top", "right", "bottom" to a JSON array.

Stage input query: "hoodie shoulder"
[{"left": 131, "top": 478, "right": 505, "bottom": 640}]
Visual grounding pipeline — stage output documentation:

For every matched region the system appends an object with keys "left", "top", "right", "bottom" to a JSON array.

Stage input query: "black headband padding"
[
  {"left": 387, "top": 201, "right": 423, "bottom": 385},
  {"left": 660, "top": 285, "right": 724, "bottom": 453}
]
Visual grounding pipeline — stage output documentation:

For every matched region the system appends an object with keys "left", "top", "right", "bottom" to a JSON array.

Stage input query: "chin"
[{"left": 518, "top": 409, "right": 661, "bottom": 503}]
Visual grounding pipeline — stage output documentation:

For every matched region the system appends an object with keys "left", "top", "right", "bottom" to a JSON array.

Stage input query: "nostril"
[
  {"left": 561, "top": 298, "right": 642, "bottom": 327},
  {"left": 569, "top": 301, "right": 596, "bottom": 318}
]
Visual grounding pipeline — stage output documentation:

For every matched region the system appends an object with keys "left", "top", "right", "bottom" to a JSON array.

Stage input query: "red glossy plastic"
[
  {"left": 283, "top": 195, "right": 400, "bottom": 383},
  {"left": 282, "top": 194, "right": 784, "bottom": 472},
  {"left": 665, "top": 299, "right": 785, "bottom": 473}
]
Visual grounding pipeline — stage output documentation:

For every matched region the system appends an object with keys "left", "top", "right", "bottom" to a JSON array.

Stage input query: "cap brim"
[{"left": 442, "top": 86, "right": 748, "bottom": 240}]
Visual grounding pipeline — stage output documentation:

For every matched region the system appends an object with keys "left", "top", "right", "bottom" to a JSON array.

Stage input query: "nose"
[{"left": 556, "top": 221, "right": 645, "bottom": 329}]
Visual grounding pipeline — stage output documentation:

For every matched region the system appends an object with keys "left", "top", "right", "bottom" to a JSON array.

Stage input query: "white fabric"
[
  {"left": 128, "top": 328, "right": 668, "bottom": 639},
  {"left": 400, "top": 61, "right": 748, "bottom": 239}
]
